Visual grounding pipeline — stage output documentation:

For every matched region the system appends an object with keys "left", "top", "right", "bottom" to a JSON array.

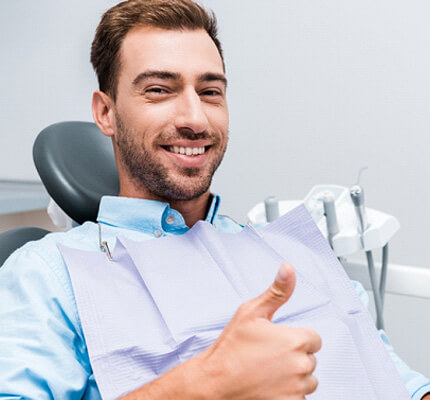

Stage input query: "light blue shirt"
[{"left": 0, "top": 195, "right": 428, "bottom": 400}]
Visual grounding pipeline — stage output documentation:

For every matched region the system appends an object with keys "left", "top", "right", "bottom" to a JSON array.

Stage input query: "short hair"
[{"left": 90, "top": 0, "right": 224, "bottom": 101}]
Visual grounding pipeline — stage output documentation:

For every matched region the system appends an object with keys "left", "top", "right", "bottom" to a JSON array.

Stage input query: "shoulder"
[
  {"left": 4, "top": 222, "right": 100, "bottom": 278},
  {"left": 1, "top": 221, "right": 150, "bottom": 297},
  {"left": 0, "top": 223, "right": 101, "bottom": 325}
]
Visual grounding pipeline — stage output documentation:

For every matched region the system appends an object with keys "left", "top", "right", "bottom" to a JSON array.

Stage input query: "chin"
[{"left": 154, "top": 174, "right": 212, "bottom": 201}]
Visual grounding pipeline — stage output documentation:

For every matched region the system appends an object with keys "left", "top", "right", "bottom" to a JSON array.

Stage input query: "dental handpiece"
[
  {"left": 350, "top": 185, "right": 368, "bottom": 234},
  {"left": 264, "top": 196, "right": 280, "bottom": 223},
  {"left": 322, "top": 191, "right": 339, "bottom": 249},
  {"left": 350, "top": 185, "right": 385, "bottom": 329}
]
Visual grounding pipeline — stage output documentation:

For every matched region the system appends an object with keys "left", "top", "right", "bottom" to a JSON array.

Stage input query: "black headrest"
[{"left": 33, "top": 121, "right": 119, "bottom": 224}]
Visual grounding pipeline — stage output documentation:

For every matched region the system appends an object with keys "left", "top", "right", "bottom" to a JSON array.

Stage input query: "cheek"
[
  {"left": 126, "top": 106, "right": 176, "bottom": 147},
  {"left": 219, "top": 114, "right": 229, "bottom": 145},
  {"left": 136, "top": 107, "right": 175, "bottom": 133},
  {"left": 207, "top": 106, "right": 229, "bottom": 135}
]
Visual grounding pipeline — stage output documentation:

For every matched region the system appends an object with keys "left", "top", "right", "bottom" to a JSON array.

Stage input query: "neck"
[
  {"left": 118, "top": 181, "right": 212, "bottom": 228},
  {"left": 168, "top": 192, "right": 213, "bottom": 228}
]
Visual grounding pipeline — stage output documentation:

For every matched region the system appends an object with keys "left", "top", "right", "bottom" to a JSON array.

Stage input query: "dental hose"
[
  {"left": 379, "top": 243, "right": 389, "bottom": 309},
  {"left": 350, "top": 184, "right": 388, "bottom": 331},
  {"left": 365, "top": 250, "right": 385, "bottom": 330}
]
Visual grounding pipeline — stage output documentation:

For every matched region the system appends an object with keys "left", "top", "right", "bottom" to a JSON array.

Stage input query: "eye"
[
  {"left": 145, "top": 87, "right": 168, "bottom": 95},
  {"left": 201, "top": 89, "right": 222, "bottom": 97}
]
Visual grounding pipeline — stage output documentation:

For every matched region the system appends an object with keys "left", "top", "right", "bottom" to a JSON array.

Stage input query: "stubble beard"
[{"left": 114, "top": 112, "right": 227, "bottom": 201}]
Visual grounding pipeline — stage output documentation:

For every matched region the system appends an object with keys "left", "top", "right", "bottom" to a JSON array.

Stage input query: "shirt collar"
[{"left": 97, "top": 194, "right": 221, "bottom": 235}]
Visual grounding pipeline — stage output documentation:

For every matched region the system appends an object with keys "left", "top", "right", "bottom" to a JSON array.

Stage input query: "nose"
[{"left": 174, "top": 87, "right": 209, "bottom": 134}]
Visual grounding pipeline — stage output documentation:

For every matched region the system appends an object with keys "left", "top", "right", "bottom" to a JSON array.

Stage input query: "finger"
[
  {"left": 307, "top": 354, "right": 317, "bottom": 374},
  {"left": 296, "top": 328, "right": 322, "bottom": 354},
  {"left": 248, "top": 262, "right": 296, "bottom": 321},
  {"left": 303, "top": 374, "right": 319, "bottom": 395},
  {"left": 293, "top": 353, "right": 317, "bottom": 376}
]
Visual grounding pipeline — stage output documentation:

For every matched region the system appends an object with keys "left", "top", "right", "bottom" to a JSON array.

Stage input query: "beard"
[{"left": 114, "top": 112, "right": 227, "bottom": 201}]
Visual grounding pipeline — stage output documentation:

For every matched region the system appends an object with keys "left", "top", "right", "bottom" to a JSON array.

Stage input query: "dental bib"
[{"left": 59, "top": 205, "right": 409, "bottom": 400}]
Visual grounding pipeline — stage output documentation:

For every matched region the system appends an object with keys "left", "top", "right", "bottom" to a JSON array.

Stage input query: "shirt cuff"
[{"left": 412, "top": 382, "right": 430, "bottom": 400}]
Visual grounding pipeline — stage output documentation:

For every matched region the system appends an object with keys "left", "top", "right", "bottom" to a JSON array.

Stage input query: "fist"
[{"left": 197, "top": 262, "right": 322, "bottom": 399}]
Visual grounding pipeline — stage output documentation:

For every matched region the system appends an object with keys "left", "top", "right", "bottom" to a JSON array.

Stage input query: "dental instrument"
[
  {"left": 264, "top": 196, "right": 280, "bottom": 223},
  {"left": 322, "top": 191, "right": 339, "bottom": 250},
  {"left": 247, "top": 174, "right": 400, "bottom": 331}
]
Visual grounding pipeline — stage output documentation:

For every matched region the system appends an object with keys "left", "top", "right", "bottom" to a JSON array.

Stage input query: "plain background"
[{"left": 1, "top": 0, "right": 429, "bottom": 268}]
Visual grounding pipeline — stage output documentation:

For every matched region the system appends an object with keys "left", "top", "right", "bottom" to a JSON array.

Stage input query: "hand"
[
  {"left": 195, "top": 262, "right": 322, "bottom": 399},
  {"left": 120, "top": 262, "right": 322, "bottom": 400}
]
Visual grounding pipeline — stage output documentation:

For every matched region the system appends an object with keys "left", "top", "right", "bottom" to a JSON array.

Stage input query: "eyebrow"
[
  {"left": 132, "top": 70, "right": 227, "bottom": 88},
  {"left": 132, "top": 71, "right": 180, "bottom": 86},
  {"left": 197, "top": 72, "right": 228, "bottom": 88}
]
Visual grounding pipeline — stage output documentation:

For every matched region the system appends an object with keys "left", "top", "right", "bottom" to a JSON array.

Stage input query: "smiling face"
[{"left": 97, "top": 27, "right": 229, "bottom": 201}]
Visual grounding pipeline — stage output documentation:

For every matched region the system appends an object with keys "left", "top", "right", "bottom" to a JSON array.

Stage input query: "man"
[{"left": 0, "top": 0, "right": 429, "bottom": 399}]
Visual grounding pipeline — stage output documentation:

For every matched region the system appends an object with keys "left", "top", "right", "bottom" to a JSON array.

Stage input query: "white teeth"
[{"left": 167, "top": 145, "right": 207, "bottom": 156}]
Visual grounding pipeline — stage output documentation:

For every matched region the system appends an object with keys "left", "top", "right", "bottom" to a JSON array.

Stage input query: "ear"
[{"left": 92, "top": 90, "right": 116, "bottom": 137}]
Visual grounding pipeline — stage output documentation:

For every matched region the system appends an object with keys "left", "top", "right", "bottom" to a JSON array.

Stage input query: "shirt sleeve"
[
  {"left": 0, "top": 246, "right": 91, "bottom": 399},
  {"left": 352, "top": 280, "right": 430, "bottom": 400}
]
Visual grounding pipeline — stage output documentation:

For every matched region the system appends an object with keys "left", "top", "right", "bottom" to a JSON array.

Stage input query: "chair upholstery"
[
  {"left": 33, "top": 121, "right": 119, "bottom": 224},
  {"left": 0, "top": 227, "right": 49, "bottom": 266}
]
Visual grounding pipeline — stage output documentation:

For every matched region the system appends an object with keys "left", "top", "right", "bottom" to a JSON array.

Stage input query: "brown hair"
[{"left": 90, "top": 0, "right": 224, "bottom": 101}]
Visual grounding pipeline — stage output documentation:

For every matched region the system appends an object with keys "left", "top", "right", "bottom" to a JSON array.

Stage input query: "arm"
[
  {"left": 0, "top": 247, "right": 91, "bottom": 399},
  {"left": 119, "top": 354, "right": 209, "bottom": 400},
  {"left": 352, "top": 281, "right": 430, "bottom": 400},
  {"left": 120, "top": 263, "right": 321, "bottom": 400}
]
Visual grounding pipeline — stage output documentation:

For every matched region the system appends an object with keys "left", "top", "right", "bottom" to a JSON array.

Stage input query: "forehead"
[{"left": 118, "top": 27, "right": 224, "bottom": 83}]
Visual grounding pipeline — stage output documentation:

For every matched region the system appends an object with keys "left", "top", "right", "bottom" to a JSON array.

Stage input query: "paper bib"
[{"left": 59, "top": 205, "right": 409, "bottom": 400}]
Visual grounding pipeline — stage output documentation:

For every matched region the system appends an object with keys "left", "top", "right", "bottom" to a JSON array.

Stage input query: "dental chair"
[
  {"left": 0, "top": 121, "right": 119, "bottom": 266},
  {"left": 33, "top": 121, "right": 119, "bottom": 224},
  {"left": 0, "top": 227, "right": 50, "bottom": 266}
]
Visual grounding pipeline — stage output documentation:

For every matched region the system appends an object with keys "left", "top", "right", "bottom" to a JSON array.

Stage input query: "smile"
[
  {"left": 166, "top": 145, "right": 206, "bottom": 156},
  {"left": 160, "top": 142, "right": 213, "bottom": 168},
  {"left": 161, "top": 141, "right": 211, "bottom": 157}
]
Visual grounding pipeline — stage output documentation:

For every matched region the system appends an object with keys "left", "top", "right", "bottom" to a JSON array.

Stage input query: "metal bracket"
[
  {"left": 246, "top": 222, "right": 264, "bottom": 239},
  {"left": 98, "top": 223, "right": 113, "bottom": 261}
]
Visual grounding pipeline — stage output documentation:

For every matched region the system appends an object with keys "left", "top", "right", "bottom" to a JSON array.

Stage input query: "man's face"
[{"left": 112, "top": 27, "right": 228, "bottom": 201}]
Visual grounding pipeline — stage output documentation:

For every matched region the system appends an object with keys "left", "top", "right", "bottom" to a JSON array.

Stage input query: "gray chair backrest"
[
  {"left": 33, "top": 121, "right": 119, "bottom": 224},
  {"left": 0, "top": 227, "right": 49, "bottom": 267}
]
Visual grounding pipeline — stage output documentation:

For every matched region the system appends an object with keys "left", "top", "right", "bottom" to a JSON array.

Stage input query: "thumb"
[{"left": 251, "top": 262, "right": 296, "bottom": 321}]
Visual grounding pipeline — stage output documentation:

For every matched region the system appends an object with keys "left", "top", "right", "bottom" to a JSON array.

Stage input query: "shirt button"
[
  {"left": 154, "top": 229, "right": 162, "bottom": 238},
  {"left": 165, "top": 215, "right": 175, "bottom": 225}
]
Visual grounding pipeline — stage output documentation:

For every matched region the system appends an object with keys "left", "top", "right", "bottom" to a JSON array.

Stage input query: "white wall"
[
  {"left": 205, "top": 0, "right": 430, "bottom": 268},
  {"left": 2, "top": 0, "right": 430, "bottom": 267},
  {"left": 0, "top": 0, "right": 115, "bottom": 179}
]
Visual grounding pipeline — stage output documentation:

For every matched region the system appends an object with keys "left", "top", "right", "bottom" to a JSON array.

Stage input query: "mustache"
[{"left": 156, "top": 129, "right": 220, "bottom": 144}]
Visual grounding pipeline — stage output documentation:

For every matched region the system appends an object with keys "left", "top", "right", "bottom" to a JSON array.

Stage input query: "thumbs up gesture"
[
  {"left": 119, "top": 263, "right": 322, "bottom": 400},
  {"left": 196, "top": 262, "right": 322, "bottom": 399}
]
